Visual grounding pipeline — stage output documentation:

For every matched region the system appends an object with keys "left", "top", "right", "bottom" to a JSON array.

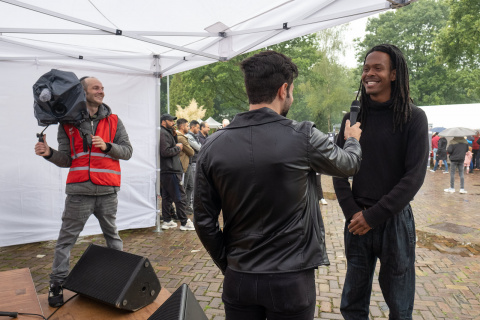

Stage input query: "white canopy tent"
[
  {"left": 419, "top": 104, "right": 480, "bottom": 130},
  {"left": 203, "top": 117, "right": 223, "bottom": 129},
  {"left": 0, "top": 0, "right": 414, "bottom": 246}
]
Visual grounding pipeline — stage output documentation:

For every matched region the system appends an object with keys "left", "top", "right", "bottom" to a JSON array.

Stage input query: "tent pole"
[
  {"left": 154, "top": 71, "right": 163, "bottom": 233},
  {"left": 167, "top": 75, "right": 170, "bottom": 114}
]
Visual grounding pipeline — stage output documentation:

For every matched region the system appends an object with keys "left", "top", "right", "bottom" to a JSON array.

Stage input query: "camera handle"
[{"left": 36, "top": 125, "right": 50, "bottom": 142}]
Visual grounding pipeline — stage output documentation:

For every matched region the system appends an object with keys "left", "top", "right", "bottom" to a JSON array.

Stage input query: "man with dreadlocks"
[{"left": 333, "top": 44, "right": 428, "bottom": 319}]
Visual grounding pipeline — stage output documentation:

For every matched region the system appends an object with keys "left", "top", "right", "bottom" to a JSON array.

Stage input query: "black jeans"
[
  {"left": 341, "top": 205, "right": 416, "bottom": 320},
  {"left": 222, "top": 268, "right": 316, "bottom": 320},
  {"left": 160, "top": 173, "right": 188, "bottom": 225}
]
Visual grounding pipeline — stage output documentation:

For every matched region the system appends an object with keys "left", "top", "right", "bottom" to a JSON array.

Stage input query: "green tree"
[
  {"left": 294, "top": 26, "right": 357, "bottom": 132},
  {"left": 355, "top": 0, "right": 455, "bottom": 106},
  {"left": 434, "top": 0, "right": 480, "bottom": 69},
  {"left": 168, "top": 34, "right": 321, "bottom": 121}
]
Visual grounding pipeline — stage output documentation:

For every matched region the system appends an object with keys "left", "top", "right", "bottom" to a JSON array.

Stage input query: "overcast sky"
[{"left": 338, "top": 15, "right": 371, "bottom": 69}]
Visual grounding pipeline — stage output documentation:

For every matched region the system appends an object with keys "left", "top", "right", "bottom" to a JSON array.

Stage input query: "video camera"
[{"left": 33, "top": 69, "right": 88, "bottom": 141}]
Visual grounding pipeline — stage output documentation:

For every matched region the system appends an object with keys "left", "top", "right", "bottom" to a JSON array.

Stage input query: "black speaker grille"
[
  {"left": 148, "top": 284, "right": 207, "bottom": 320},
  {"left": 64, "top": 244, "right": 144, "bottom": 306}
]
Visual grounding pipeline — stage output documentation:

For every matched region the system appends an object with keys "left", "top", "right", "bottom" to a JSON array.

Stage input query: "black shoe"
[{"left": 48, "top": 282, "right": 64, "bottom": 308}]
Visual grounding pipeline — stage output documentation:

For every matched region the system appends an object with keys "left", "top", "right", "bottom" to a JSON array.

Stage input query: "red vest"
[{"left": 63, "top": 115, "right": 121, "bottom": 186}]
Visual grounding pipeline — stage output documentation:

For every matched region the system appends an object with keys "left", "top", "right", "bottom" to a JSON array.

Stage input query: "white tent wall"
[{"left": 0, "top": 60, "right": 157, "bottom": 246}]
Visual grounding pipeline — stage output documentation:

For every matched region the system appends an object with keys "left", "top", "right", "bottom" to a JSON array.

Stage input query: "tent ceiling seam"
[
  {"left": 3, "top": 0, "right": 222, "bottom": 61},
  {"left": 0, "top": 36, "right": 152, "bottom": 74}
]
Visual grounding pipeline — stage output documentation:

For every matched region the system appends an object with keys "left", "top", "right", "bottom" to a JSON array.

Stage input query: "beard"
[{"left": 280, "top": 96, "right": 292, "bottom": 117}]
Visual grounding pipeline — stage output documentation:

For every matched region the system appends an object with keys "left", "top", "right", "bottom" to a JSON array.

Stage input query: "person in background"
[
  {"left": 433, "top": 135, "right": 449, "bottom": 173},
  {"left": 160, "top": 114, "right": 195, "bottom": 231},
  {"left": 185, "top": 120, "right": 202, "bottom": 212},
  {"left": 472, "top": 131, "right": 480, "bottom": 170},
  {"left": 222, "top": 119, "right": 230, "bottom": 128},
  {"left": 445, "top": 136, "right": 469, "bottom": 194},
  {"left": 430, "top": 132, "right": 440, "bottom": 171},
  {"left": 316, "top": 174, "right": 328, "bottom": 205},
  {"left": 465, "top": 146, "right": 473, "bottom": 174},
  {"left": 198, "top": 121, "right": 210, "bottom": 145}
]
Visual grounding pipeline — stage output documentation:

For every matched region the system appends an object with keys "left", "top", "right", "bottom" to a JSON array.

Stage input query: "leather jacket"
[{"left": 194, "top": 107, "right": 362, "bottom": 274}]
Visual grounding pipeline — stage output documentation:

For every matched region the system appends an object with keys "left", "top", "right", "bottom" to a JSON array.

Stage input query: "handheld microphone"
[{"left": 350, "top": 100, "right": 360, "bottom": 126}]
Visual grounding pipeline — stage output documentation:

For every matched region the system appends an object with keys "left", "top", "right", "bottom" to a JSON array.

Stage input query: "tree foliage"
[
  {"left": 175, "top": 99, "right": 206, "bottom": 121},
  {"left": 434, "top": 0, "right": 480, "bottom": 69},
  {"left": 355, "top": 0, "right": 480, "bottom": 105}
]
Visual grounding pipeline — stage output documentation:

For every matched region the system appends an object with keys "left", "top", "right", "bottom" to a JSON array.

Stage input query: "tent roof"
[
  {"left": 419, "top": 104, "right": 480, "bottom": 130},
  {"left": 0, "top": 0, "right": 413, "bottom": 76},
  {"left": 204, "top": 116, "right": 222, "bottom": 129}
]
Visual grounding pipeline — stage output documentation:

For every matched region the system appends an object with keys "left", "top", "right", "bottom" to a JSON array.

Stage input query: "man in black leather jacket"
[{"left": 194, "top": 51, "right": 362, "bottom": 320}]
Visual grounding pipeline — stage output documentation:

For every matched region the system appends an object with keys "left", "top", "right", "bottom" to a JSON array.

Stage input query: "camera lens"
[{"left": 52, "top": 103, "right": 67, "bottom": 117}]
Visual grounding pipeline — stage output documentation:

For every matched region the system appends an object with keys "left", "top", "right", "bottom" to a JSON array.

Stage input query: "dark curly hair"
[{"left": 240, "top": 51, "right": 298, "bottom": 105}]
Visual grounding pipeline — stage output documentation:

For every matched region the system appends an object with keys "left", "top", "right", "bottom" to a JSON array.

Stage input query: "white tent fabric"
[
  {"left": 0, "top": 0, "right": 413, "bottom": 246},
  {"left": 0, "top": 0, "right": 412, "bottom": 76},
  {"left": 204, "top": 117, "right": 223, "bottom": 129},
  {"left": 419, "top": 104, "right": 480, "bottom": 130}
]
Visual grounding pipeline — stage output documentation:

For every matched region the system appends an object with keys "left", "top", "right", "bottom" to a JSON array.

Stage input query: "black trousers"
[
  {"left": 160, "top": 173, "right": 188, "bottom": 225},
  {"left": 222, "top": 268, "right": 316, "bottom": 320}
]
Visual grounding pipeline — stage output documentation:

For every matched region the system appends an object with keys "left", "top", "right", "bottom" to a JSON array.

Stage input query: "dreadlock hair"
[{"left": 357, "top": 44, "right": 412, "bottom": 133}]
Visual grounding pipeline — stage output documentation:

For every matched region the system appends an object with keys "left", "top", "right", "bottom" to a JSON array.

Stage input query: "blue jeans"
[
  {"left": 433, "top": 158, "right": 447, "bottom": 171},
  {"left": 50, "top": 193, "right": 122, "bottom": 284},
  {"left": 450, "top": 161, "right": 464, "bottom": 189},
  {"left": 223, "top": 268, "right": 316, "bottom": 320},
  {"left": 341, "top": 205, "right": 416, "bottom": 320}
]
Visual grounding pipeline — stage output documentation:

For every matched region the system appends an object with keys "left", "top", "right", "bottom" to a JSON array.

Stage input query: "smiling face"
[
  {"left": 362, "top": 51, "right": 396, "bottom": 103},
  {"left": 84, "top": 78, "right": 105, "bottom": 107}
]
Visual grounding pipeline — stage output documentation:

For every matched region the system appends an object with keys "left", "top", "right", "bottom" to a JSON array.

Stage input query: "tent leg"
[{"left": 154, "top": 72, "right": 163, "bottom": 233}]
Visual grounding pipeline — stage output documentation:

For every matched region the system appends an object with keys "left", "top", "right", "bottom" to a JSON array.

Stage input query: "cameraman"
[{"left": 34, "top": 77, "right": 132, "bottom": 307}]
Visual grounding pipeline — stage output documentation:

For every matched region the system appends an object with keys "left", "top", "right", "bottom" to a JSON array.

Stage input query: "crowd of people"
[
  {"left": 430, "top": 130, "right": 480, "bottom": 194},
  {"left": 159, "top": 115, "right": 231, "bottom": 231}
]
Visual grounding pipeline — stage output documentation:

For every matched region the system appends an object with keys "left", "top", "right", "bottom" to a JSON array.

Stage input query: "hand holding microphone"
[{"left": 344, "top": 100, "right": 362, "bottom": 141}]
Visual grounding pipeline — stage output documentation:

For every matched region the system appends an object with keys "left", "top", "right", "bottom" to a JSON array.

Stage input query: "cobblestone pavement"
[{"left": 1, "top": 169, "right": 479, "bottom": 319}]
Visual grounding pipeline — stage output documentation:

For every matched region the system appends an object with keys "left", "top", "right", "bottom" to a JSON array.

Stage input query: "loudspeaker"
[
  {"left": 63, "top": 244, "right": 161, "bottom": 311},
  {"left": 147, "top": 284, "right": 207, "bottom": 320}
]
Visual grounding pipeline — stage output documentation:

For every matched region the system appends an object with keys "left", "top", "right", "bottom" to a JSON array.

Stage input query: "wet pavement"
[{"left": 1, "top": 168, "right": 479, "bottom": 319}]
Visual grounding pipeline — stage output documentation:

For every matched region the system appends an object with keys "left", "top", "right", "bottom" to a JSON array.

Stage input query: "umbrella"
[
  {"left": 430, "top": 127, "right": 445, "bottom": 133},
  {"left": 439, "top": 127, "right": 476, "bottom": 137}
]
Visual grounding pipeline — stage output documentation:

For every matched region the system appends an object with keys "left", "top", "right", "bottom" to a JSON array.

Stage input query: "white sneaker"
[
  {"left": 459, "top": 189, "right": 468, "bottom": 194},
  {"left": 162, "top": 220, "right": 178, "bottom": 230},
  {"left": 444, "top": 188, "right": 455, "bottom": 193},
  {"left": 320, "top": 198, "right": 328, "bottom": 205},
  {"left": 443, "top": 171, "right": 449, "bottom": 174},
  {"left": 429, "top": 169, "right": 435, "bottom": 172},
  {"left": 180, "top": 219, "right": 195, "bottom": 231}
]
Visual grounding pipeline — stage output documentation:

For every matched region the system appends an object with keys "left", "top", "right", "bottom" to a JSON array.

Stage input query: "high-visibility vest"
[{"left": 63, "top": 115, "right": 121, "bottom": 186}]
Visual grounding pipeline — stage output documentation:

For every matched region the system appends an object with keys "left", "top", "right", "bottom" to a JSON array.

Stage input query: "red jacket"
[
  {"left": 431, "top": 135, "right": 440, "bottom": 149},
  {"left": 472, "top": 135, "right": 480, "bottom": 150},
  {"left": 63, "top": 115, "right": 121, "bottom": 186}
]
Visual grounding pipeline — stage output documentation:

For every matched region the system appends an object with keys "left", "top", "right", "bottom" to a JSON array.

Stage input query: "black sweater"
[{"left": 333, "top": 99, "right": 429, "bottom": 228}]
